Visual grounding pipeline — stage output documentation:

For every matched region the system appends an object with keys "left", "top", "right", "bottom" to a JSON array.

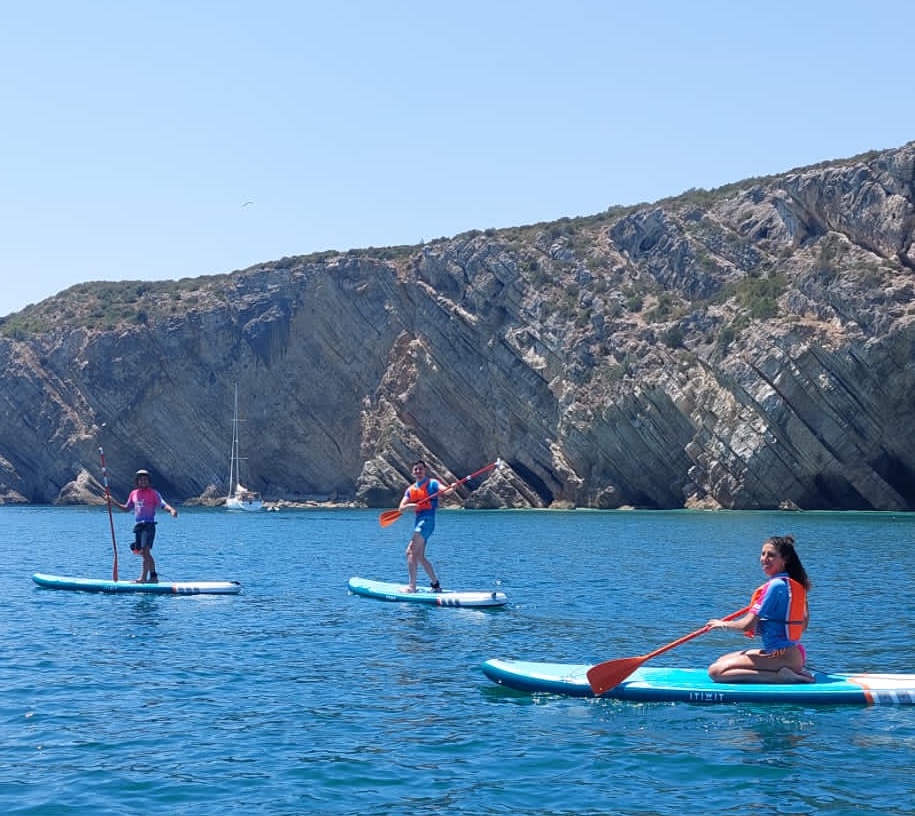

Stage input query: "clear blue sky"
[{"left": 2, "top": 0, "right": 912, "bottom": 317}]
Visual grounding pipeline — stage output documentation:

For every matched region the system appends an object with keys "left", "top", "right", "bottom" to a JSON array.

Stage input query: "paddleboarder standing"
[
  {"left": 398, "top": 460, "right": 457, "bottom": 593},
  {"left": 114, "top": 469, "right": 178, "bottom": 584}
]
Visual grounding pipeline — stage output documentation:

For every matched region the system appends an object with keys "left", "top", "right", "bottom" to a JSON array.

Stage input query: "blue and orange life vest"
[
  {"left": 407, "top": 478, "right": 436, "bottom": 514},
  {"left": 745, "top": 576, "right": 808, "bottom": 642}
]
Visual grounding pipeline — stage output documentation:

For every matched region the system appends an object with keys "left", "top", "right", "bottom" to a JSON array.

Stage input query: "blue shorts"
[{"left": 413, "top": 516, "right": 435, "bottom": 541}]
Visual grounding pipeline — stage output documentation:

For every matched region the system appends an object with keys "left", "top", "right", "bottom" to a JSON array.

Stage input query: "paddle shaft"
[
  {"left": 422, "top": 460, "right": 500, "bottom": 505},
  {"left": 640, "top": 606, "right": 750, "bottom": 662},
  {"left": 379, "top": 459, "right": 501, "bottom": 527},
  {"left": 98, "top": 446, "right": 119, "bottom": 582}
]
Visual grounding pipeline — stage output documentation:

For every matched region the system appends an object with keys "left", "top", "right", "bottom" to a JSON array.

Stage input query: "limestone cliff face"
[{"left": 1, "top": 142, "right": 914, "bottom": 510}]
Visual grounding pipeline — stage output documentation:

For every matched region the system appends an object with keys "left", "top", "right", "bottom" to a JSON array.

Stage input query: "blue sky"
[{"left": 2, "top": 0, "right": 912, "bottom": 317}]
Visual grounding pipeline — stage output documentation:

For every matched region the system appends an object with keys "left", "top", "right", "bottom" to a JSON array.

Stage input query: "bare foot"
[
  {"left": 777, "top": 666, "right": 815, "bottom": 684},
  {"left": 402, "top": 586, "right": 417, "bottom": 593}
]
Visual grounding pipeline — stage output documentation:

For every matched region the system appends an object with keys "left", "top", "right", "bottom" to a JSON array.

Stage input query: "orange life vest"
[
  {"left": 745, "top": 576, "right": 807, "bottom": 642},
  {"left": 407, "top": 478, "right": 434, "bottom": 513}
]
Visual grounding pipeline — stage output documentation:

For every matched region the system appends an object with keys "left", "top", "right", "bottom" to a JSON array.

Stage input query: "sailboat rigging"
[{"left": 226, "top": 384, "right": 263, "bottom": 511}]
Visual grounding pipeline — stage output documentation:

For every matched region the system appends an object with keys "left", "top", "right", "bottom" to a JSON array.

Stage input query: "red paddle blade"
[
  {"left": 379, "top": 509, "right": 402, "bottom": 527},
  {"left": 586, "top": 656, "right": 645, "bottom": 695}
]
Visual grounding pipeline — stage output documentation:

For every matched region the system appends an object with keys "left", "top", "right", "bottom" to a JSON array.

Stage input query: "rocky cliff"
[{"left": 1, "top": 142, "right": 913, "bottom": 510}]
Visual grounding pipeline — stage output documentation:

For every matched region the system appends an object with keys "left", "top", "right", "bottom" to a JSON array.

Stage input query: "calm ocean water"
[{"left": 1, "top": 505, "right": 914, "bottom": 815}]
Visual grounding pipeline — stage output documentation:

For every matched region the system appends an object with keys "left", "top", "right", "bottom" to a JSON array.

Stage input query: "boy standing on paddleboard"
[
  {"left": 398, "top": 460, "right": 457, "bottom": 593},
  {"left": 114, "top": 469, "right": 178, "bottom": 584}
]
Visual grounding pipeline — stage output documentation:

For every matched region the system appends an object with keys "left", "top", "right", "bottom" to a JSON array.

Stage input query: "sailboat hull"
[{"left": 226, "top": 496, "right": 264, "bottom": 512}]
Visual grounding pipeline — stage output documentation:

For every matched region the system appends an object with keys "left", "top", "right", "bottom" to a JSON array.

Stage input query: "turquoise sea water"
[{"left": 2, "top": 505, "right": 914, "bottom": 815}]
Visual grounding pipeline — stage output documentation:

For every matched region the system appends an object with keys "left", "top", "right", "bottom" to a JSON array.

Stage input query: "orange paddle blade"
[
  {"left": 379, "top": 509, "right": 402, "bottom": 527},
  {"left": 586, "top": 657, "right": 646, "bottom": 695}
]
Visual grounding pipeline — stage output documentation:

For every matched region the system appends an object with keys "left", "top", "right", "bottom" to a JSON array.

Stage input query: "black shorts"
[{"left": 131, "top": 521, "right": 156, "bottom": 552}]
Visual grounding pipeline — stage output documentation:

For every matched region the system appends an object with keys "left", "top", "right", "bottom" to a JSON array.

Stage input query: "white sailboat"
[{"left": 226, "top": 384, "right": 263, "bottom": 512}]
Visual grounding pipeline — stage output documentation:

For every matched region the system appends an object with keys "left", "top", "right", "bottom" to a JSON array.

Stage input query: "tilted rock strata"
[{"left": 0, "top": 142, "right": 913, "bottom": 510}]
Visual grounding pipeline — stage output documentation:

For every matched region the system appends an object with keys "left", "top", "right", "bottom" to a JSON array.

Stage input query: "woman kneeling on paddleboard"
[{"left": 707, "top": 535, "right": 814, "bottom": 684}]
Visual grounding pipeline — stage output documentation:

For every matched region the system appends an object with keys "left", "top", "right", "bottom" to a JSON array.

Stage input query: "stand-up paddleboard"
[
  {"left": 481, "top": 659, "right": 915, "bottom": 705},
  {"left": 32, "top": 573, "right": 241, "bottom": 595},
  {"left": 348, "top": 577, "right": 507, "bottom": 608}
]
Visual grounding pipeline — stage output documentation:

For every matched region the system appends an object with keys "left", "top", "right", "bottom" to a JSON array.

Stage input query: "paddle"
[
  {"left": 586, "top": 606, "right": 750, "bottom": 695},
  {"left": 379, "top": 458, "right": 504, "bottom": 527},
  {"left": 98, "top": 446, "right": 119, "bottom": 582}
]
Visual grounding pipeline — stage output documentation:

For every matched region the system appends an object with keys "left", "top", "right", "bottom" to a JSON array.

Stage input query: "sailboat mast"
[
  {"left": 228, "top": 383, "right": 240, "bottom": 496},
  {"left": 225, "top": 383, "right": 264, "bottom": 511}
]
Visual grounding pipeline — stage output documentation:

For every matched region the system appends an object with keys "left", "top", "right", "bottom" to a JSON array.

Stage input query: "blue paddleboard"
[
  {"left": 481, "top": 659, "right": 915, "bottom": 705},
  {"left": 32, "top": 573, "right": 242, "bottom": 595},
  {"left": 348, "top": 577, "right": 507, "bottom": 608}
]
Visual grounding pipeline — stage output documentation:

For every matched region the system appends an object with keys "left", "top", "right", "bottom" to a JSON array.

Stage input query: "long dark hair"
[{"left": 766, "top": 535, "right": 811, "bottom": 590}]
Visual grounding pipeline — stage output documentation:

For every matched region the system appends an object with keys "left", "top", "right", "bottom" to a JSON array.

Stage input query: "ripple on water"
[{"left": 2, "top": 507, "right": 915, "bottom": 815}]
